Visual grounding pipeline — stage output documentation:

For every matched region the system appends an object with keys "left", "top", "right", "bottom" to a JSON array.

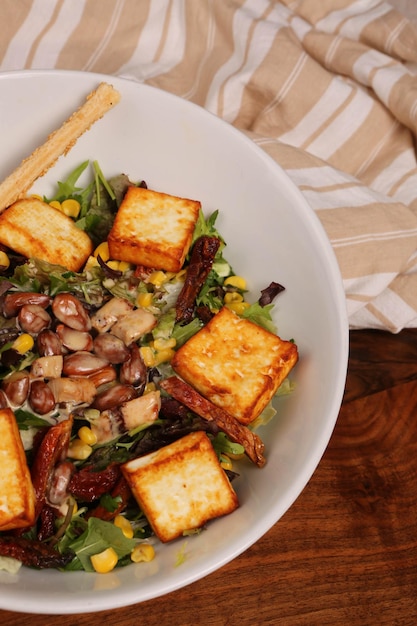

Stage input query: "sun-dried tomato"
[
  {"left": 31, "top": 417, "right": 73, "bottom": 518},
  {"left": 0, "top": 536, "right": 73, "bottom": 569},
  {"left": 86, "top": 475, "right": 132, "bottom": 521},
  {"left": 68, "top": 463, "right": 121, "bottom": 502},
  {"left": 175, "top": 235, "right": 221, "bottom": 324}
]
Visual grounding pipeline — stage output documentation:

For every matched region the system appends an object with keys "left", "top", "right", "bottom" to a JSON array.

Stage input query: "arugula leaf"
[
  {"left": 241, "top": 302, "right": 277, "bottom": 333},
  {"left": 65, "top": 517, "right": 135, "bottom": 572},
  {"left": 14, "top": 409, "right": 51, "bottom": 431},
  {"left": 211, "top": 432, "right": 245, "bottom": 457},
  {"left": 45, "top": 160, "right": 93, "bottom": 216},
  {"left": 99, "top": 493, "right": 123, "bottom": 513}
]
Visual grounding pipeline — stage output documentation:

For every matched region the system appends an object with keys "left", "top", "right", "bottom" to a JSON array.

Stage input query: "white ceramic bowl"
[{"left": 0, "top": 70, "right": 348, "bottom": 614}]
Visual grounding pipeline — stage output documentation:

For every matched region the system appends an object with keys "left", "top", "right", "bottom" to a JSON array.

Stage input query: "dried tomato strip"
[
  {"left": 160, "top": 376, "right": 266, "bottom": 467},
  {"left": 175, "top": 235, "right": 221, "bottom": 324},
  {"left": 68, "top": 463, "right": 121, "bottom": 502},
  {"left": 0, "top": 536, "right": 73, "bottom": 569},
  {"left": 30, "top": 416, "right": 73, "bottom": 519},
  {"left": 86, "top": 475, "right": 132, "bottom": 521}
]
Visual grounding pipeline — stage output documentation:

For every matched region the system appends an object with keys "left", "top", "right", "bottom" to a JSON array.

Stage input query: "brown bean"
[
  {"left": 120, "top": 342, "right": 147, "bottom": 390},
  {"left": 56, "top": 324, "right": 93, "bottom": 352},
  {"left": 52, "top": 293, "right": 91, "bottom": 332},
  {"left": 92, "top": 384, "right": 137, "bottom": 412},
  {"left": 36, "top": 329, "right": 63, "bottom": 356},
  {"left": 48, "top": 461, "right": 74, "bottom": 506},
  {"left": 87, "top": 364, "right": 117, "bottom": 388},
  {"left": 28, "top": 380, "right": 56, "bottom": 415},
  {"left": 63, "top": 351, "right": 109, "bottom": 377},
  {"left": 2, "top": 371, "right": 30, "bottom": 406},
  {"left": 0, "top": 389, "right": 8, "bottom": 409},
  {"left": 18, "top": 304, "right": 51, "bottom": 334},
  {"left": 2, "top": 292, "right": 52, "bottom": 318},
  {"left": 93, "top": 333, "right": 129, "bottom": 364}
]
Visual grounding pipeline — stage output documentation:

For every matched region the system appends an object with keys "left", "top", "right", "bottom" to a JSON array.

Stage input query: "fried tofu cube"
[
  {"left": 171, "top": 306, "right": 298, "bottom": 425},
  {"left": 107, "top": 186, "right": 200, "bottom": 272},
  {"left": 0, "top": 408, "right": 36, "bottom": 531},
  {"left": 0, "top": 198, "right": 93, "bottom": 272},
  {"left": 121, "top": 431, "right": 238, "bottom": 543}
]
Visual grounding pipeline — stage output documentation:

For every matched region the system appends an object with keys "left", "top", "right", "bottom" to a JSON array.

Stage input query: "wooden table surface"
[{"left": 2, "top": 328, "right": 417, "bottom": 625}]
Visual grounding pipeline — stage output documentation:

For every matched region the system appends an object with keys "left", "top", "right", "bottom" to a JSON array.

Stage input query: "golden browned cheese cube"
[
  {"left": 0, "top": 408, "right": 36, "bottom": 531},
  {"left": 107, "top": 186, "right": 200, "bottom": 272},
  {"left": 171, "top": 306, "right": 298, "bottom": 425},
  {"left": 121, "top": 431, "right": 238, "bottom": 543},
  {"left": 0, "top": 198, "right": 93, "bottom": 272}
]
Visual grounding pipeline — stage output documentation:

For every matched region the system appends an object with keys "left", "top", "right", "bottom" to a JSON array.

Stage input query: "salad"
[{"left": 0, "top": 161, "right": 293, "bottom": 574}]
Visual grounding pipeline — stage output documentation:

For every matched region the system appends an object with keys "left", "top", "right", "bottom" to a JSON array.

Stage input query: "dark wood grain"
[{"left": 2, "top": 328, "right": 417, "bottom": 625}]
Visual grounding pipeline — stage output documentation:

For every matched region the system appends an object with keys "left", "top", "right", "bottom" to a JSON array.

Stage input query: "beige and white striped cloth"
[{"left": 1, "top": 0, "right": 417, "bottom": 332}]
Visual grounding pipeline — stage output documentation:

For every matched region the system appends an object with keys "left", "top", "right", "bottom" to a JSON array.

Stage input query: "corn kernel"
[
  {"left": 144, "top": 382, "right": 156, "bottom": 394},
  {"left": 31, "top": 194, "right": 43, "bottom": 201},
  {"left": 61, "top": 198, "right": 81, "bottom": 218},
  {"left": 0, "top": 251, "right": 10, "bottom": 269},
  {"left": 136, "top": 292, "right": 153, "bottom": 308},
  {"left": 224, "top": 292, "right": 244, "bottom": 304},
  {"left": 49, "top": 200, "right": 62, "bottom": 211},
  {"left": 84, "top": 255, "right": 100, "bottom": 270},
  {"left": 140, "top": 346, "right": 155, "bottom": 367},
  {"left": 224, "top": 275, "right": 247, "bottom": 290},
  {"left": 220, "top": 455, "right": 233, "bottom": 471},
  {"left": 67, "top": 438, "right": 93, "bottom": 460},
  {"left": 78, "top": 426, "right": 97, "bottom": 446},
  {"left": 118, "top": 261, "right": 131, "bottom": 272},
  {"left": 154, "top": 348, "right": 175, "bottom": 365},
  {"left": 12, "top": 333, "right": 34, "bottom": 354},
  {"left": 91, "top": 547, "right": 118, "bottom": 574},
  {"left": 226, "top": 301, "right": 250, "bottom": 315},
  {"left": 114, "top": 515, "right": 134, "bottom": 539},
  {"left": 174, "top": 269, "right": 187, "bottom": 282},
  {"left": 153, "top": 337, "right": 176, "bottom": 351},
  {"left": 107, "top": 260, "right": 121, "bottom": 271},
  {"left": 94, "top": 241, "right": 110, "bottom": 262},
  {"left": 131, "top": 543, "right": 155, "bottom": 563},
  {"left": 148, "top": 271, "right": 167, "bottom": 288}
]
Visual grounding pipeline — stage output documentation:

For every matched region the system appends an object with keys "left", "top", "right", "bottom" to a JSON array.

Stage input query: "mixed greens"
[{"left": 0, "top": 162, "right": 290, "bottom": 573}]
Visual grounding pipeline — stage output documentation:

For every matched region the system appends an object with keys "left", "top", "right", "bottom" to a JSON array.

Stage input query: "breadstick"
[{"left": 0, "top": 82, "right": 121, "bottom": 213}]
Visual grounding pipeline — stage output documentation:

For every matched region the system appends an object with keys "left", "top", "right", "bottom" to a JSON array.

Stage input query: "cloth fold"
[{"left": 1, "top": 0, "right": 417, "bottom": 332}]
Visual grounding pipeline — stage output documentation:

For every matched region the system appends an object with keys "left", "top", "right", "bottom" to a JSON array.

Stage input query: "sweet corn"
[
  {"left": 107, "top": 260, "right": 121, "bottom": 271},
  {"left": 154, "top": 347, "right": 175, "bottom": 365},
  {"left": 94, "top": 241, "right": 110, "bottom": 262},
  {"left": 84, "top": 255, "right": 99, "bottom": 270},
  {"left": 136, "top": 292, "right": 153, "bottom": 308},
  {"left": 31, "top": 194, "right": 43, "bottom": 201},
  {"left": 224, "top": 292, "right": 244, "bottom": 304},
  {"left": 140, "top": 346, "right": 155, "bottom": 367},
  {"left": 114, "top": 515, "right": 134, "bottom": 539},
  {"left": 148, "top": 270, "right": 168, "bottom": 288},
  {"left": 174, "top": 269, "right": 187, "bottom": 282},
  {"left": 144, "top": 382, "right": 156, "bottom": 394},
  {"left": 220, "top": 455, "right": 233, "bottom": 471},
  {"left": 224, "top": 275, "right": 247, "bottom": 290},
  {"left": 131, "top": 543, "right": 155, "bottom": 563},
  {"left": 61, "top": 198, "right": 81, "bottom": 218},
  {"left": 78, "top": 426, "right": 97, "bottom": 446},
  {"left": 153, "top": 337, "right": 176, "bottom": 351},
  {"left": 226, "top": 301, "right": 250, "bottom": 315},
  {"left": 0, "top": 251, "right": 10, "bottom": 269},
  {"left": 49, "top": 200, "right": 61, "bottom": 211},
  {"left": 118, "top": 261, "right": 131, "bottom": 273},
  {"left": 12, "top": 333, "right": 34, "bottom": 354},
  {"left": 91, "top": 547, "right": 118, "bottom": 574},
  {"left": 67, "top": 438, "right": 93, "bottom": 460}
]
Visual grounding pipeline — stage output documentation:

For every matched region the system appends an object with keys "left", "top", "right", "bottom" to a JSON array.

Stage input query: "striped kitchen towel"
[{"left": 1, "top": 0, "right": 417, "bottom": 332}]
